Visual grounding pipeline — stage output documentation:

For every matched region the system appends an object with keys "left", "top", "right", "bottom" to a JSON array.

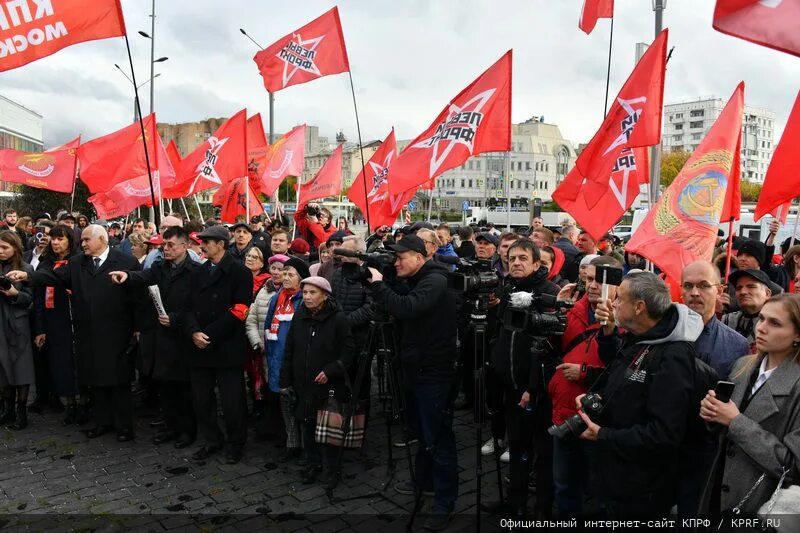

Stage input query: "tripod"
[{"left": 328, "top": 309, "right": 415, "bottom": 503}]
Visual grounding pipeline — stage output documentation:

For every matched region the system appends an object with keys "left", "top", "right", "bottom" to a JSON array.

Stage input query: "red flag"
[
  {"left": 213, "top": 177, "right": 264, "bottom": 223},
  {"left": 0, "top": 146, "right": 78, "bottom": 193},
  {"left": 162, "top": 109, "right": 248, "bottom": 198},
  {"left": 260, "top": 124, "right": 306, "bottom": 197},
  {"left": 553, "top": 147, "right": 648, "bottom": 241},
  {"left": 297, "top": 144, "right": 342, "bottom": 208},
  {"left": 49, "top": 137, "right": 81, "bottom": 151},
  {"left": 78, "top": 114, "right": 175, "bottom": 195},
  {"left": 388, "top": 51, "right": 512, "bottom": 196},
  {"left": 0, "top": 0, "right": 126, "bottom": 73},
  {"left": 166, "top": 139, "right": 181, "bottom": 171},
  {"left": 626, "top": 83, "right": 745, "bottom": 284},
  {"left": 755, "top": 90, "right": 800, "bottom": 222},
  {"left": 713, "top": 0, "right": 800, "bottom": 58},
  {"left": 253, "top": 7, "right": 350, "bottom": 93},
  {"left": 347, "top": 130, "right": 416, "bottom": 231},
  {"left": 572, "top": 30, "right": 668, "bottom": 207},
  {"left": 247, "top": 113, "right": 269, "bottom": 194},
  {"left": 579, "top": 0, "right": 614, "bottom": 34}
]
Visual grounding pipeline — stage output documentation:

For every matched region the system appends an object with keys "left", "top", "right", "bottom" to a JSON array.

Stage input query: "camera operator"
[
  {"left": 366, "top": 234, "right": 458, "bottom": 531},
  {"left": 293, "top": 203, "right": 335, "bottom": 251},
  {"left": 485, "top": 239, "right": 559, "bottom": 518},
  {"left": 577, "top": 271, "right": 702, "bottom": 517}
]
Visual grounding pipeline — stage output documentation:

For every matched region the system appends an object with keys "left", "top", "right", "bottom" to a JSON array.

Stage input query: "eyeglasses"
[
  {"left": 681, "top": 282, "right": 719, "bottom": 291},
  {"left": 423, "top": 240, "right": 437, "bottom": 246}
]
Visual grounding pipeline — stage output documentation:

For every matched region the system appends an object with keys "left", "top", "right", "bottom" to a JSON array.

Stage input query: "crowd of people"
[{"left": 0, "top": 204, "right": 799, "bottom": 530}]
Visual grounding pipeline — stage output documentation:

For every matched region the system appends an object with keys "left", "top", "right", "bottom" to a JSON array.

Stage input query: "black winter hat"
[
  {"left": 283, "top": 256, "right": 310, "bottom": 280},
  {"left": 737, "top": 239, "right": 766, "bottom": 266}
]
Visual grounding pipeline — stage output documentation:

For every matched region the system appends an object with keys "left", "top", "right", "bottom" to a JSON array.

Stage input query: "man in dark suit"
[
  {"left": 8, "top": 225, "right": 142, "bottom": 442},
  {"left": 182, "top": 225, "right": 253, "bottom": 464}
]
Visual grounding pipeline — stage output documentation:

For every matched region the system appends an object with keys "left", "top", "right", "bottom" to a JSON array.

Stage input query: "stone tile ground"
[{"left": 0, "top": 391, "right": 514, "bottom": 531}]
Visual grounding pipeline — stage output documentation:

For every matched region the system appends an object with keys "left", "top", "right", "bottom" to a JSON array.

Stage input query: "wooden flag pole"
[{"left": 724, "top": 218, "right": 735, "bottom": 284}]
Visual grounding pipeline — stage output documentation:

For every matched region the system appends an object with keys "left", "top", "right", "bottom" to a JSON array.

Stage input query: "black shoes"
[
  {"left": 422, "top": 513, "right": 452, "bottom": 531},
  {"left": 152, "top": 431, "right": 179, "bottom": 445},
  {"left": 8, "top": 403, "right": 27, "bottom": 430},
  {"left": 85, "top": 425, "right": 113, "bottom": 439},
  {"left": 192, "top": 445, "right": 222, "bottom": 461},
  {"left": 301, "top": 465, "right": 323, "bottom": 484},
  {"left": 225, "top": 448, "right": 243, "bottom": 465},
  {"left": 174, "top": 435, "right": 195, "bottom": 449},
  {"left": 62, "top": 404, "right": 77, "bottom": 426},
  {"left": 0, "top": 399, "right": 15, "bottom": 425},
  {"left": 394, "top": 480, "right": 434, "bottom": 497},
  {"left": 116, "top": 429, "right": 135, "bottom": 442},
  {"left": 149, "top": 416, "right": 166, "bottom": 428}
]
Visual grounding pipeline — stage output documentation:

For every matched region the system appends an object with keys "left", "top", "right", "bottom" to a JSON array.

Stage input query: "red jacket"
[
  {"left": 293, "top": 209, "right": 336, "bottom": 249},
  {"left": 548, "top": 295, "right": 605, "bottom": 426}
]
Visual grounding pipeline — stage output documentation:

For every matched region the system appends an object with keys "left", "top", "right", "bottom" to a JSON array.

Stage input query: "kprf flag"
[
  {"left": 213, "top": 176, "right": 264, "bottom": 224},
  {"left": 247, "top": 113, "right": 269, "bottom": 193},
  {"left": 0, "top": 144, "right": 78, "bottom": 193},
  {"left": 579, "top": 0, "right": 614, "bottom": 34},
  {"left": 389, "top": 50, "right": 512, "bottom": 195},
  {"left": 260, "top": 124, "right": 306, "bottom": 197},
  {"left": 0, "top": 0, "right": 126, "bottom": 72},
  {"left": 297, "top": 144, "right": 342, "bottom": 208},
  {"left": 78, "top": 113, "right": 175, "bottom": 195},
  {"left": 626, "top": 83, "right": 744, "bottom": 284},
  {"left": 570, "top": 30, "right": 668, "bottom": 208},
  {"left": 714, "top": 0, "right": 800, "bottom": 58},
  {"left": 163, "top": 109, "right": 248, "bottom": 198},
  {"left": 552, "top": 147, "right": 648, "bottom": 241},
  {"left": 347, "top": 129, "right": 415, "bottom": 230},
  {"left": 253, "top": 6, "right": 349, "bottom": 93},
  {"left": 755, "top": 90, "right": 800, "bottom": 222}
]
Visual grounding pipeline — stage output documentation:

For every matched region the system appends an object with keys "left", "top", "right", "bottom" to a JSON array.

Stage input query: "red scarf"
[
  {"left": 268, "top": 288, "right": 298, "bottom": 339},
  {"left": 252, "top": 271, "right": 270, "bottom": 296}
]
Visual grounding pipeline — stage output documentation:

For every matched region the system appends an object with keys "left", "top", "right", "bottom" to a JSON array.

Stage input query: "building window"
[
  {"left": 690, "top": 121, "right": 703, "bottom": 128},
  {"left": 691, "top": 133, "right": 702, "bottom": 140},
  {"left": 690, "top": 110, "right": 704, "bottom": 117},
  {"left": 675, "top": 113, "right": 683, "bottom": 119},
  {"left": 675, "top": 124, "right": 683, "bottom": 130},
  {"left": 468, "top": 161, "right": 473, "bottom": 170},
  {"left": 673, "top": 134, "right": 683, "bottom": 141},
  {"left": 525, "top": 161, "right": 531, "bottom": 170},
  {"left": 476, "top": 161, "right": 481, "bottom": 171},
  {"left": 468, "top": 179, "right": 473, "bottom": 188},
  {"left": 460, "top": 179, "right": 465, "bottom": 188}
]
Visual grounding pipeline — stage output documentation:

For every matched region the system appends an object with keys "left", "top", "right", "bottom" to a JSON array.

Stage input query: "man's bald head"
[
  {"left": 160, "top": 215, "right": 183, "bottom": 230},
  {"left": 682, "top": 260, "right": 721, "bottom": 284},
  {"left": 681, "top": 260, "right": 722, "bottom": 322}
]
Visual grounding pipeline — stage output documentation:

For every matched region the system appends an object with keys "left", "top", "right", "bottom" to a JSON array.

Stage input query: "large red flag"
[
  {"left": 579, "top": 0, "right": 614, "bottom": 34},
  {"left": 755, "top": 90, "right": 800, "bottom": 222},
  {"left": 247, "top": 113, "right": 269, "bottom": 194},
  {"left": 347, "top": 129, "right": 415, "bottom": 230},
  {"left": 162, "top": 109, "right": 248, "bottom": 198},
  {"left": 212, "top": 177, "right": 264, "bottom": 223},
  {"left": 571, "top": 30, "right": 668, "bottom": 208},
  {"left": 626, "top": 83, "right": 745, "bottom": 283},
  {"left": 253, "top": 7, "right": 350, "bottom": 93},
  {"left": 78, "top": 114, "right": 175, "bottom": 195},
  {"left": 714, "top": 0, "right": 800, "bottom": 58},
  {"left": 0, "top": 146, "right": 78, "bottom": 193},
  {"left": 165, "top": 139, "right": 181, "bottom": 171},
  {"left": 0, "top": 0, "right": 126, "bottom": 73},
  {"left": 297, "top": 144, "right": 342, "bottom": 208},
  {"left": 260, "top": 124, "right": 306, "bottom": 197},
  {"left": 389, "top": 51, "right": 512, "bottom": 196},
  {"left": 553, "top": 147, "right": 649, "bottom": 241}
]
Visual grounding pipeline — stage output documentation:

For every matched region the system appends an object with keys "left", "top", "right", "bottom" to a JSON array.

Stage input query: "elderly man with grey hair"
[
  {"left": 7, "top": 224, "right": 143, "bottom": 441},
  {"left": 573, "top": 271, "right": 703, "bottom": 517}
]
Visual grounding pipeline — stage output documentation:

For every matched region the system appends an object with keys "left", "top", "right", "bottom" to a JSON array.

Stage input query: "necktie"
[{"left": 93, "top": 257, "right": 101, "bottom": 270}]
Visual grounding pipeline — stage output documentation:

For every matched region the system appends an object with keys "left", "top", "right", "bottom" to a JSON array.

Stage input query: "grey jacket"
[{"left": 700, "top": 355, "right": 800, "bottom": 514}]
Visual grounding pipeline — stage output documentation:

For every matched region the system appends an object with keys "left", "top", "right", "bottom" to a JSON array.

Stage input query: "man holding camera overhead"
[
  {"left": 366, "top": 234, "right": 458, "bottom": 532},
  {"left": 577, "top": 271, "right": 701, "bottom": 517},
  {"left": 485, "top": 239, "right": 559, "bottom": 518}
]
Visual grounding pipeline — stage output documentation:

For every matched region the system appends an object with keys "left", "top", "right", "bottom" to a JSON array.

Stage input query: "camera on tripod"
[
  {"left": 332, "top": 248, "right": 396, "bottom": 283},
  {"left": 548, "top": 392, "right": 604, "bottom": 439},
  {"left": 503, "top": 292, "right": 572, "bottom": 337},
  {"left": 446, "top": 258, "right": 501, "bottom": 295}
]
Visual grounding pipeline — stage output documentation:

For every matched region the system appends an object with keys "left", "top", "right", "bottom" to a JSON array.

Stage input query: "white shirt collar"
[
  {"left": 752, "top": 356, "right": 777, "bottom": 395},
  {"left": 93, "top": 247, "right": 110, "bottom": 266}
]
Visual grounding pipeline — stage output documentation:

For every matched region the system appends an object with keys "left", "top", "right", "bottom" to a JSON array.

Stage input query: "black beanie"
[
  {"left": 283, "top": 256, "right": 310, "bottom": 280},
  {"left": 738, "top": 239, "right": 766, "bottom": 266}
]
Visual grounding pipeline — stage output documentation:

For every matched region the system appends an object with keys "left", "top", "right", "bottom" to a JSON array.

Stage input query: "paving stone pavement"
[{"left": 0, "top": 391, "right": 520, "bottom": 531}]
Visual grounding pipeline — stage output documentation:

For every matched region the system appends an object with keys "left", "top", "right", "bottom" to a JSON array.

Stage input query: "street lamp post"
[
  {"left": 114, "top": 64, "right": 161, "bottom": 122},
  {"left": 650, "top": 0, "right": 667, "bottom": 206}
]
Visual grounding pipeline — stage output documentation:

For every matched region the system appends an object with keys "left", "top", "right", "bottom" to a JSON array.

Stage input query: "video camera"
[
  {"left": 332, "top": 248, "right": 396, "bottom": 283},
  {"left": 503, "top": 292, "right": 572, "bottom": 337},
  {"left": 443, "top": 257, "right": 501, "bottom": 295}
]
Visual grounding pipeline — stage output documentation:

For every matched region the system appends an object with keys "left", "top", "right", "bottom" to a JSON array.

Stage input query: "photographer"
[
  {"left": 366, "top": 234, "right": 458, "bottom": 531},
  {"left": 294, "top": 203, "right": 335, "bottom": 251},
  {"left": 577, "top": 271, "right": 701, "bottom": 516},
  {"left": 485, "top": 238, "right": 559, "bottom": 518}
]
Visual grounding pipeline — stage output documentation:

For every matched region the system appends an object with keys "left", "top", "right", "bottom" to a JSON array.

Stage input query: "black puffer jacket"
[
  {"left": 490, "top": 268, "right": 560, "bottom": 401},
  {"left": 369, "top": 260, "right": 457, "bottom": 382},
  {"left": 279, "top": 299, "right": 356, "bottom": 420}
]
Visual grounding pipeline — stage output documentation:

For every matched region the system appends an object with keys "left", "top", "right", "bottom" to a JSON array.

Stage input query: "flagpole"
[
  {"left": 194, "top": 195, "right": 202, "bottom": 220},
  {"left": 790, "top": 197, "right": 800, "bottom": 248},
  {"left": 724, "top": 218, "right": 735, "bottom": 283},
  {"left": 347, "top": 71, "right": 371, "bottom": 231},
  {"left": 603, "top": 16, "right": 614, "bottom": 118},
  {"left": 69, "top": 175, "right": 77, "bottom": 213},
  {"left": 180, "top": 198, "right": 190, "bottom": 220},
  {"left": 123, "top": 34, "right": 160, "bottom": 230},
  {"left": 246, "top": 175, "right": 251, "bottom": 221},
  {"left": 505, "top": 151, "right": 512, "bottom": 231}
]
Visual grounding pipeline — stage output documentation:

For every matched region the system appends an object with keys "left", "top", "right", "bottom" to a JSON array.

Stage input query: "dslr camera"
[
  {"left": 0, "top": 275, "right": 12, "bottom": 291},
  {"left": 503, "top": 292, "right": 572, "bottom": 337},
  {"left": 305, "top": 204, "right": 321, "bottom": 218},
  {"left": 548, "top": 393, "right": 604, "bottom": 439}
]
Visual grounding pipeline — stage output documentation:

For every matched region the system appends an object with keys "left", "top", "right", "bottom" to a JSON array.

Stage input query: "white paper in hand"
[{"left": 147, "top": 285, "right": 168, "bottom": 318}]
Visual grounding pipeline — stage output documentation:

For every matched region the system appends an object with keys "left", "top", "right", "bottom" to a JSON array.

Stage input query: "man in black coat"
[
  {"left": 578, "top": 271, "right": 701, "bottom": 517},
  {"left": 8, "top": 225, "right": 142, "bottom": 441},
  {"left": 182, "top": 225, "right": 253, "bottom": 464},
  {"left": 485, "top": 239, "right": 560, "bottom": 517},
  {"left": 553, "top": 225, "right": 580, "bottom": 282},
  {"left": 110, "top": 226, "right": 199, "bottom": 449}
]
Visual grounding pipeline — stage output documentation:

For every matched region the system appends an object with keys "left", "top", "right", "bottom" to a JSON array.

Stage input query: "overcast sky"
[{"left": 4, "top": 0, "right": 798, "bottom": 150}]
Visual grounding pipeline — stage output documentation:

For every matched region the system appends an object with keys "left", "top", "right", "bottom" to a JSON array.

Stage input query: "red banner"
[
  {"left": 253, "top": 6, "right": 350, "bottom": 93},
  {"left": 259, "top": 124, "right": 306, "bottom": 197},
  {"left": 247, "top": 113, "right": 269, "bottom": 193},
  {"left": 388, "top": 51, "right": 512, "bottom": 195},
  {"left": 626, "top": 83, "right": 744, "bottom": 283},
  {"left": 0, "top": 145, "right": 77, "bottom": 193},
  {"left": 0, "top": 0, "right": 126, "bottom": 73},
  {"left": 579, "top": 0, "right": 614, "bottom": 34},
  {"left": 755, "top": 90, "right": 800, "bottom": 222},
  {"left": 165, "top": 139, "right": 181, "bottom": 171},
  {"left": 213, "top": 176, "right": 264, "bottom": 223},
  {"left": 297, "top": 144, "right": 342, "bottom": 208},
  {"left": 714, "top": 0, "right": 800, "bottom": 58}
]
